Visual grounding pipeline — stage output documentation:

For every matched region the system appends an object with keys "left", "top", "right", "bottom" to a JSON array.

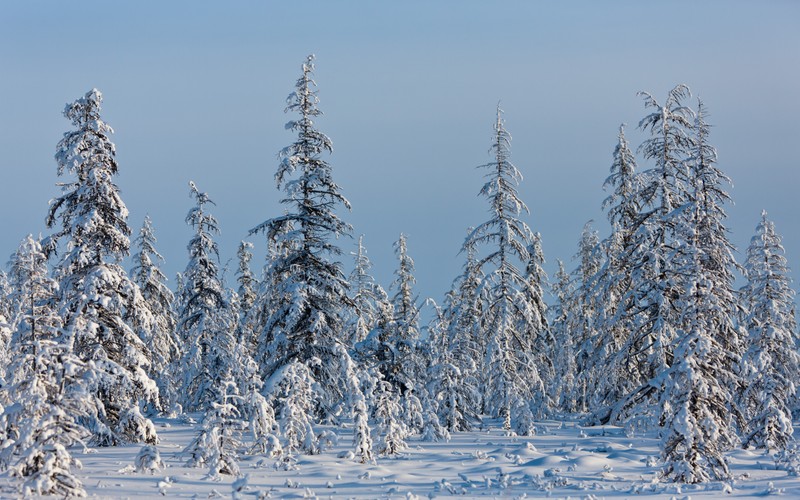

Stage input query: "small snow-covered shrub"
[
  {"left": 118, "top": 406, "right": 159, "bottom": 444},
  {"left": 257, "top": 434, "right": 283, "bottom": 458},
  {"left": 314, "top": 430, "right": 338, "bottom": 453},
  {"left": 512, "top": 400, "right": 536, "bottom": 437},
  {"left": 245, "top": 390, "right": 277, "bottom": 452},
  {"left": 135, "top": 444, "right": 164, "bottom": 473},
  {"left": 352, "top": 398, "right": 374, "bottom": 464},
  {"left": 184, "top": 374, "right": 244, "bottom": 479},
  {"left": 420, "top": 398, "right": 449, "bottom": 442},
  {"left": 374, "top": 382, "right": 407, "bottom": 456},
  {"left": 402, "top": 390, "right": 424, "bottom": 435},
  {"left": 269, "top": 361, "right": 318, "bottom": 455},
  {"left": 14, "top": 442, "right": 86, "bottom": 498}
]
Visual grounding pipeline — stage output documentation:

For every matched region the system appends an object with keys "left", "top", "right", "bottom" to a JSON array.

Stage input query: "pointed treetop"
[
  {"left": 188, "top": 181, "right": 215, "bottom": 208},
  {"left": 489, "top": 104, "right": 513, "bottom": 165},
  {"left": 62, "top": 88, "right": 106, "bottom": 128},
  {"left": 637, "top": 84, "right": 691, "bottom": 121},
  {"left": 637, "top": 84, "right": 694, "bottom": 136},
  {"left": 285, "top": 53, "right": 323, "bottom": 120},
  {"left": 304, "top": 54, "right": 315, "bottom": 71},
  {"left": 54, "top": 88, "right": 117, "bottom": 180}
]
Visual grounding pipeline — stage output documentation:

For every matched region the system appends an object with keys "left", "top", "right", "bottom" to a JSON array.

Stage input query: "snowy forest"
[{"left": 0, "top": 55, "right": 798, "bottom": 498}]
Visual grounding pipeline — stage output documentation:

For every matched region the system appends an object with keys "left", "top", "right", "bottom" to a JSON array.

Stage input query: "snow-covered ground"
[{"left": 5, "top": 416, "right": 798, "bottom": 499}]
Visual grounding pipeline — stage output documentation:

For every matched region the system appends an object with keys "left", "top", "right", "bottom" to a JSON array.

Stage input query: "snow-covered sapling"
[
  {"left": 135, "top": 445, "right": 165, "bottom": 474},
  {"left": 374, "top": 381, "right": 407, "bottom": 456}
]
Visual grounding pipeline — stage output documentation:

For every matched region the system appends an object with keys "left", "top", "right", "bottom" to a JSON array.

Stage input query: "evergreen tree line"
[{"left": 0, "top": 58, "right": 796, "bottom": 495}]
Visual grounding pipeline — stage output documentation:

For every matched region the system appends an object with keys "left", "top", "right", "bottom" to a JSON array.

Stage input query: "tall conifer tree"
[
  {"left": 176, "top": 182, "right": 234, "bottom": 412},
  {"left": 45, "top": 89, "right": 157, "bottom": 445},
  {"left": 463, "top": 106, "right": 549, "bottom": 430},
  {"left": 131, "top": 216, "right": 179, "bottom": 412},
  {"left": 605, "top": 86, "right": 695, "bottom": 428},
  {"left": 250, "top": 55, "right": 357, "bottom": 419},
  {"left": 739, "top": 212, "right": 799, "bottom": 450}
]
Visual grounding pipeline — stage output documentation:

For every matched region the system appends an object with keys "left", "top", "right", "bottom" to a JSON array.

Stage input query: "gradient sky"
[{"left": 1, "top": 1, "right": 798, "bottom": 311}]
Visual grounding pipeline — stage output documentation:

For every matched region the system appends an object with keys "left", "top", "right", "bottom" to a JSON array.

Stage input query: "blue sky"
[{"left": 1, "top": 1, "right": 798, "bottom": 308}]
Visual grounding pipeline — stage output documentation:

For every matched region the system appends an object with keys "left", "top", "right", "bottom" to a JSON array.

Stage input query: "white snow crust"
[{"left": 6, "top": 416, "right": 798, "bottom": 499}]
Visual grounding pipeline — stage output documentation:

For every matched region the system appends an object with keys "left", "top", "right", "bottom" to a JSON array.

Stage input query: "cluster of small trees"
[{"left": 0, "top": 56, "right": 796, "bottom": 496}]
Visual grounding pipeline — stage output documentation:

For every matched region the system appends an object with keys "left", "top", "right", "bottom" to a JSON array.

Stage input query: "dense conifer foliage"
[
  {"left": 176, "top": 183, "right": 234, "bottom": 412},
  {"left": 131, "top": 216, "right": 180, "bottom": 412},
  {"left": 460, "top": 107, "right": 550, "bottom": 432},
  {"left": 0, "top": 64, "right": 797, "bottom": 497},
  {"left": 739, "top": 212, "right": 799, "bottom": 450},
  {"left": 44, "top": 89, "right": 158, "bottom": 446},
  {"left": 248, "top": 55, "right": 359, "bottom": 423}
]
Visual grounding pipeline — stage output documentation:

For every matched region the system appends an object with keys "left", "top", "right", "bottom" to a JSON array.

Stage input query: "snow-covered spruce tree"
[
  {"left": 637, "top": 85, "right": 695, "bottom": 223},
  {"left": 605, "top": 85, "right": 695, "bottom": 428},
  {"left": 355, "top": 235, "right": 423, "bottom": 402},
  {"left": 0, "top": 344, "right": 89, "bottom": 498},
  {"left": 659, "top": 279, "right": 738, "bottom": 483},
  {"left": 0, "top": 238, "right": 88, "bottom": 496},
  {"left": 231, "top": 334, "right": 277, "bottom": 456},
  {"left": 6, "top": 387, "right": 88, "bottom": 498},
  {"left": 176, "top": 182, "right": 235, "bottom": 412},
  {"left": 410, "top": 301, "right": 451, "bottom": 441},
  {"left": 428, "top": 356, "right": 480, "bottom": 433},
  {"left": 266, "top": 360, "right": 318, "bottom": 455},
  {"left": 432, "top": 235, "right": 484, "bottom": 429},
  {"left": 352, "top": 287, "right": 394, "bottom": 403},
  {"left": 249, "top": 55, "right": 358, "bottom": 421},
  {"left": 659, "top": 190, "right": 738, "bottom": 483},
  {"left": 549, "top": 260, "right": 578, "bottom": 413},
  {"left": 1, "top": 237, "right": 66, "bottom": 454},
  {"left": 44, "top": 88, "right": 158, "bottom": 445},
  {"left": 134, "top": 444, "right": 164, "bottom": 474},
  {"left": 0, "top": 275, "right": 10, "bottom": 373},
  {"left": 590, "top": 124, "right": 642, "bottom": 411},
  {"left": 1, "top": 236, "right": 61, "bottom": 402},
  {"left": 419, "top": 397, "right": 451, "bottom": 442},
  {"left": 131, "top": 216, "right": 180, "bottom": 413},
  {"left": 391, "top": 234, "right": 420, "bottom": 342},
  {"left": 183, "top": 370, "right": 243, "bottom": 478},
  {"left": 444, "top": 229, "right": 486, "bottom": 366},
  {"left": 243, "top": 227, "right": 294, "bottom": 371},
  {"left": 330, "top": 339, "right": 377, "bottom": 461},
  {"left": 739, "top": 211, "right": 800, "bottom": 450},
  {"left": 5, "top": 235, "right": 61, "bottom": 363},
  {"left": 0, "top": 286, "right": 8, "bottom": 361},
  {"left": 235, "top": 241, "right": 257, "bottom": 328},
  {"left": 402, "top": 382, "right": 425, "bottom": 435},
  {"left": 522, "top": 232, "right": 551, "bottom": 415},
  {"left": 685, "top": 101, "right": 745, "bottom": 360},
  {"left": 347, "top": 235, "right": 385, "bottom": 347},
  {"left": 234, "top": 241, "right": 260, "bottom": 366},
  {"left": 352, "top": 397, "right": 374, "bottom": 463},
  {"left": 235, "top": 241, "right": 257, "bottom": 313},
  {"left": 385, "top": 233, "right": 422, "bottom": 392},
  {"left": 374, "top": 380, "right": 408, "bottom": 456},
  {"left": 562, "top": 223, "right": 603, "bottom": 413},
  {"left": 603, "top": 124, "right": 641, "bottom": 253},
  {"left": 244, "top": 381, "right": 278, "bottom": 455},
  {"left": 463, "top": 106, "right": 549, "bottom": 430}
]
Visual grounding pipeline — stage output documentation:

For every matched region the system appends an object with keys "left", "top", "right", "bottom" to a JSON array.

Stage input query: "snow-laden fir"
[{"left": 0, "top": 60, "right": 798, "bottom": 497}]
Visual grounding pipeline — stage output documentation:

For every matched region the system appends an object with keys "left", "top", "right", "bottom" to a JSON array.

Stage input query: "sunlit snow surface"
[{"left": 6, "top": 417, "right": 798, "bottom": 499}]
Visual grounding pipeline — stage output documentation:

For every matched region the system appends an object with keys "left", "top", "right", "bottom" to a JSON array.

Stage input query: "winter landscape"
[{"left": 1, "top": 2, "right": 800, "bottom": 499}]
